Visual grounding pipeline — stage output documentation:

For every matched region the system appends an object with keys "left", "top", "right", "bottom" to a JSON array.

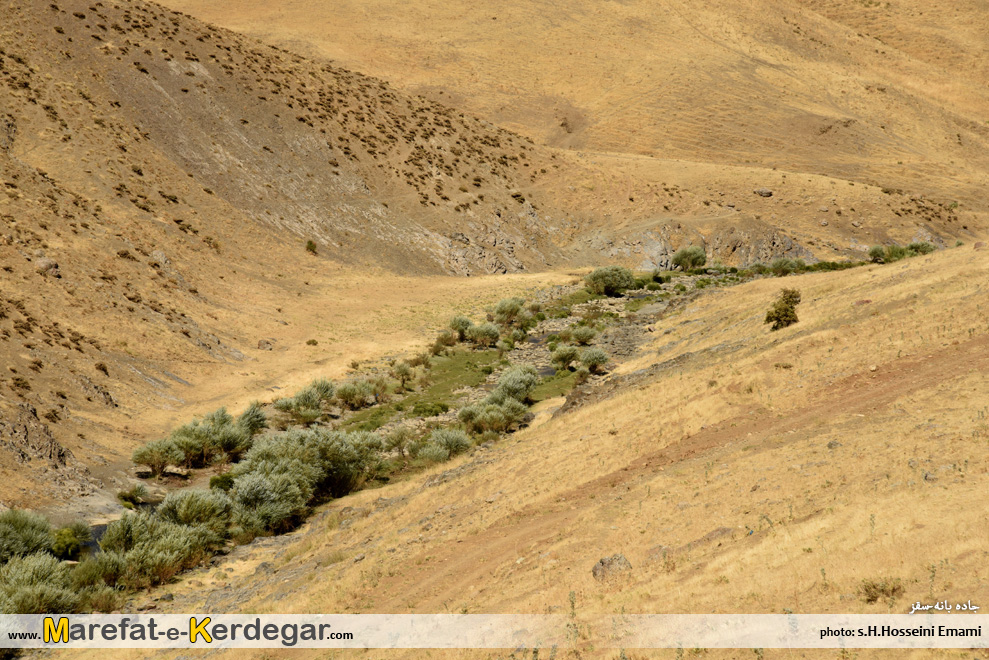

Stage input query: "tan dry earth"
[
  {"left": 47, "top": 245, "right": 989, "bottom": 660},
  {"left": 158, "top": 0, "right": 989, "bottom": 219},
  {"left": 5, "top": 0, "right": 981, "bottom": 509}
]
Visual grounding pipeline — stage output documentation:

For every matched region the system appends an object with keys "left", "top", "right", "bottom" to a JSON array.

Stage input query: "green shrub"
[
  {"left": 391, "top": 361, "right": 413, "bottom": 389},
  {"left": 117, "top": 483, "right": 147, "bottom": 508},
  {"left": 231, "top": 473, "right": 308, "bottom": 539},
  {"left": 429, "top": 428, "right": 472, "bottom": 457},
  {"left": 51, "top": 523, "right": 90, "bottom": 561},
  {"left": 71, "top": 552, "right": 127, "bottom": 590},
  {"left": 769, "top": 257, "right": 797, "bottom": 277},
  {"left": 885, "top": 244, "right": 908, "bottom": 262},
  {"left": 0, "top": 509, "right": 53, "bottom": 564},
  {"left": 406, "top": 436, "right": 427, "bottom": 459},
  {"left": 384, "top": 427, "right": 415, "bottom": 458},
  {"left": 584, "top": 266, "right": 636, "bottom": 296},
  {"left": 551, "top": 345, "right": 579, "bottom": 371},
  {"left": 907, "top": 242, "right": 935, "bottom": 255},
  {"left": 493, "top": 297, "right": 526, "bottom": 327},
  {"left": 82, "top": 585, "right": 123, "bottom": 613},
  {"left": 765, "top": 288, "right": 801, "bottom": 331},
  {"left": 132, "top": 438, "right": 184, "bottom": 479},
  {"left": 466, "top": 322, "right": 500, "bottom": 348},
  {"left": 305, "top": 240, "right": 317, "bottom": 254},
  {"left": 458, "top": 399, "right": 527, "bottom": 435},
  {"left": 580, "top": 347, "right": 609, "bottom": 373},
  {"left": 336, "top": 380, "right": 375, "bottom": 410},
  {"left": 573, "top": 365, "right": 591, "bottom": 385},
  {"left": 309, "top": 378, "right": 336, "bottom": 401},
  {"left": 418, "top": 443, "right": 450, "bottom": 463},
  {"left": 672, "top": 246, "right": 706, "bottom": 271},
  {"left": 156, "top": 489, "right": 233, "bottom": 537},
  {"left": 236, "top": 401, "right": 268, "bottom": 437},
  {"left": 492, "top": 364, "right": 539, "bottom": 403},
  {"left": 868, "top": 245, "right": 886, "bottom": 262},
  {"left": 435, "top": 329, "right": 458, "bottom": 347},
  {"left": 411, "top": 401, "right": 449, "bottom": 417},
  {"left": 0, "top": 553, "right": 80, "bottom": 614},
  {"left": 449, "top": 315, "right": 473, "bottom": 341},
  {"left": 168, "top": 408, "right": 249, "bottom": 468},
  {"left": 210, "top": 473, "right": 235, "bottom": 491},
  {"left": 645, "top": 282, "right": 662, "bottom": 291},
  {"left": 571, "top": 326, "right": 597, "bottom": 345}
]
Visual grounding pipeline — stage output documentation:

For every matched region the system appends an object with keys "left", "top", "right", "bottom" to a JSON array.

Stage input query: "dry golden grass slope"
[
  {"left": 159, "top": 0, "right": 989, "bottom": 237},
  {"left": 54, "top": 245, "right": 986, "bottom": 660},
  {"left": 1, "top": 0, "right": 592, "bottom": 508}
]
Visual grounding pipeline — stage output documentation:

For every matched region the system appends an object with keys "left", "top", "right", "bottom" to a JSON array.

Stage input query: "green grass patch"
[
  {"left": 400, "top": 348, "right": 500, "bottom": 410},
  {"left": 340, "top": 405, "right": 396, "bottom": 431},
  {"left": 546, "top": 289, "right": 604, "bottom": 317},
  {"left": 529, "top": 370, "right": 577, "bottom": 402},
  {"left": 625, "top": 295, "right": 658, "bottom": 312}
]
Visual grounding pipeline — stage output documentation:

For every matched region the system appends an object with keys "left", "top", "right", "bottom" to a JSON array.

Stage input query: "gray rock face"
[
  {"left": 0, "top": 403, "right": 73, "bottom": 465},
  {"left": 591, "top": 554, "right": 632, "bottom": 581}
]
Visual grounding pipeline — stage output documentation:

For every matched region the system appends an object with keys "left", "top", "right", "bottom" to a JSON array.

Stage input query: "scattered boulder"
[
  {"left": 258, "top": 339, "right": 273, "bottom": 351},
  {"left": 591, "top": 554, "right": 632, "bottom": 581},
  {"left": 34, "top": 257, "right": 59, "bottom": 277},
  {"left": 753, "top": 188, "right": 773, "bottom": 197}
]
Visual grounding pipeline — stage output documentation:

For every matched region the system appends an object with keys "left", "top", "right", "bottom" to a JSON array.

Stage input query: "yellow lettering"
[
  {"left": 189, "top": 617, "right": 212, "bottom": 643},
  {"left": 44, "top": 617, "right": 68, "bottom": 644}
]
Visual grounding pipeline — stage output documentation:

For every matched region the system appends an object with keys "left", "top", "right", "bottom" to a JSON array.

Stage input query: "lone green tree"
[{"left": 764, "top": 288, "right": 801, "bottom": 331}]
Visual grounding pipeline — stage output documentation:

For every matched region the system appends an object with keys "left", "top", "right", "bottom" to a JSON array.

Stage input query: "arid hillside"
[
  {"left": 159, "top": 0, "right": 989, "bottom": 196},
  {"left": 0, "top": 0, "right": 596, "bottom": 509},
  {"left": 51, "top": 243, "right": 989, "bottom": 660},
  {"left": 0, "top": 0, "right": 984, "bottom": 517},
  {"left": 159, "top": 0, "right": 989, "bottom": 233}
]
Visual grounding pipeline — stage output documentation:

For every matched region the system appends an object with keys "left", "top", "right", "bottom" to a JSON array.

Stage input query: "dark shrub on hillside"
[
  {"left": 765, "top": 288, "right": 801, "bottom": 331},
  {"left": 51, "top": 523, "right": 91, "bottom": 561}
]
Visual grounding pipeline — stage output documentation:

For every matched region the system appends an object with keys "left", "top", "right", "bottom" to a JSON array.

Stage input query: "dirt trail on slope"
[{"left": 369, "top": 334, "right": 989, "bottom": 610}]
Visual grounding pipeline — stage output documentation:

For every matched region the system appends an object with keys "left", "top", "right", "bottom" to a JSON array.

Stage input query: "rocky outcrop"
[{"left": 0, "top": 403, "right": 73, "bottom": 466}]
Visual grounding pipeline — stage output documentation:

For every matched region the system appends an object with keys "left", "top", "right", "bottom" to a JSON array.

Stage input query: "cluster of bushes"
[
  {"left": 868, "top": 242, "right": 935, "bottom": 264},
  {"left": 442, "top": 297, "right": 544, "bottom": 355},
  {"left": 455, "top": 364, "right": 542, "bottom": 435},
  {"left": 132, "top": 403, "right": 268, "bottom": 478},
  {"left": 272, "top": 378, "right": 335, "bottom": 422},
  {"left": 0, "top": 510, "right": 98, "bottom": 614},
  {"left": 739, "top": 257, "right": 863, "bottom": 279}
]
